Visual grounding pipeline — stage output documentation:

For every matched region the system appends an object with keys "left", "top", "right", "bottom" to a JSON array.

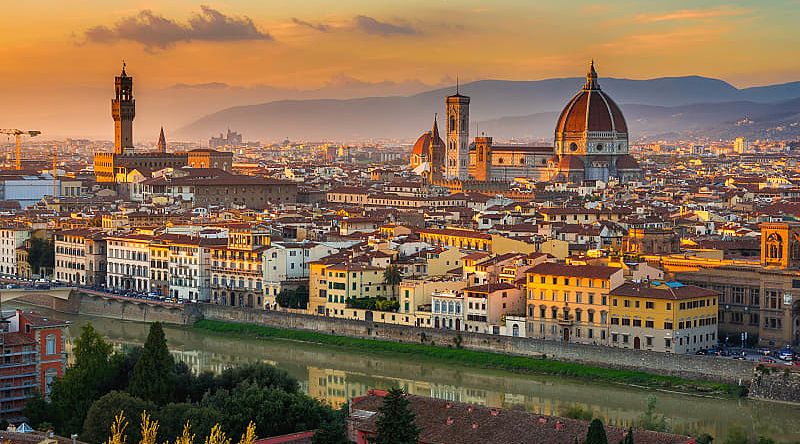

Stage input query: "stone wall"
[
  {"left": 13, "top": 291, "right": 80, "bottom": 314},
  {"left": 197, "top": 304, "right": 756, "bottom": 384},
  {"left": 749, "top": 366, "right": 800, "bottom": 403},
  {"left": 78, "top": 293, "right": 195, "bottom": 324}
]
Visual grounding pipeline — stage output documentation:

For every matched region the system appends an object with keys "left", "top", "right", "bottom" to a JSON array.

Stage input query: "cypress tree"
[
  {"left": 375, "top": 388, "right": 420, "bottom": 444},
  {"left": 128, "top": 322, "right": 175, "bottom": 405},
  {"left": 585, "top": 419, "right": 609, "bottom": 444}
]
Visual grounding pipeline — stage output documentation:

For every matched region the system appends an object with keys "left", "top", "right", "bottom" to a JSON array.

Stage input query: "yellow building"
[
  {"left": 425, "top": 247, "right": 466, "bottom": 276},
  {"left": 311, "top": 261, "right": 390, "bottom": 319},
  {"left": 399, "top": 278, "right": 467, "bottom": 327},
  {"left": 609, "top": 281, "right": 718, "bottom": 353},
  {"left": 525, "top": 263, "right": 624, "bottom": 343},
  {"left": 419, "top": 228, "right": 491, "bottom": 252}
]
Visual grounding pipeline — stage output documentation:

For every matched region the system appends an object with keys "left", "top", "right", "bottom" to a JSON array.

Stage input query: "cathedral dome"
[{"left": 555, "top": 62, "right": 627, "bottom": 136}]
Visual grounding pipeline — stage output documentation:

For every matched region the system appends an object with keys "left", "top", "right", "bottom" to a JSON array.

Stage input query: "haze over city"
[{"left": 2, "top": 1, "right": 800, "bottom": 139}]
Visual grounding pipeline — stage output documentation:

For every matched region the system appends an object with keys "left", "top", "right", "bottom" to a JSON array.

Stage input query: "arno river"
[{"left": 26, "top": 306, "right": 800, "bottom": 442}]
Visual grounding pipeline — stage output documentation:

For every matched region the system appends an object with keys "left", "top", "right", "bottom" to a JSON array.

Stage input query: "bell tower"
[
  {"left": 446, "top": 81, "right": 470, "bottom": 180},
  {"left": 112, "top": 62, "right": 135, "bottom": 155}
]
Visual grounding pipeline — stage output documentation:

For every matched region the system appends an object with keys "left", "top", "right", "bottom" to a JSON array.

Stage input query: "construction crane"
[{"left": 0, "top": 129, "right": 41, "bottom": 170}]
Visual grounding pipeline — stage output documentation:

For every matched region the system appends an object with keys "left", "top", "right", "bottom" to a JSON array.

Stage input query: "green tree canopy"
[
  {"left": 128, "top": 322, "right": 176, "bottom": 405},
  {"left": 48, "top": 323, "right": 121, "bottom": 434},
  {"left": 81, "top": 391, "right": 155, "bottom": 444},
  {"left": 585, "top": 419, "right": 609, "bottom": 444},
  {"left": 375, "top": 388, "right": 419, "bottom": 444}
]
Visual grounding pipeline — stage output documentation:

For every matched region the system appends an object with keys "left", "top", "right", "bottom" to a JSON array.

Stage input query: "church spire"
[
  {"left": 157, "top": 126, "right": 166, "bottom": 153},
  {"left": 431, "top": 113, "right": 440, "bottom": 141},
  {"left": 584, "top": 60, "right": 599, "bottom": 90}
]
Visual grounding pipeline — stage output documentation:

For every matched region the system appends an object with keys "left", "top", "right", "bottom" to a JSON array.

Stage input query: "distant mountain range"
[{"left": 178, "top": 76, "right": 800, "bottom": 142}]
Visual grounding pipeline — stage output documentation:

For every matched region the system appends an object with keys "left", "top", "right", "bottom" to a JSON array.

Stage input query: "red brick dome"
[{"left": 555, "top": 62, "right": 627, "bottom": 135}]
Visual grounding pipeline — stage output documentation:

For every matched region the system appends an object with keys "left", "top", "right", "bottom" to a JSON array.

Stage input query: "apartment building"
[
  {"left": 323, "top": 263, "right": 390, "bottom": 318},
  {"left": 54, "top": 228, "right": 107, "bottom": 286},
  {"left": 0, "top": 310, "right": 68, "bottom": 417},
  {"left": 0, "top": 226, "right": 30, "bottom": 276},
  {"left": 210, "top": 224, "right": 270, "bottom": 308},
  {"left": 263, "top": 241, "right": 341, "bottom": 284},
  {"left": 165, "top": 234, "right": 222, "bottom": 302},
  {"left": 525, "top": 263, "right": 624, "bottom": 344},
  {"left": 463, "top": 282, "right": 525, "bottom": 334},
  {"left": 106, "top": 233, "right": 153, "bottom": 292},
  {"left": 609, "top": 281, "right": 718, "bottom": 353}
]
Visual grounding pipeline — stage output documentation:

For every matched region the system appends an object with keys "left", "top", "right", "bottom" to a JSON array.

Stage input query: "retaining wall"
[
  {"left": 749, "top": 366, "right": 800, "bottom": 403},
  {"left": 197, "top": 303, "right": 756, "bottom": 384}
]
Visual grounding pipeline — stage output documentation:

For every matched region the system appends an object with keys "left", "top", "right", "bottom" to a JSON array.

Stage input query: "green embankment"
[{"left": 192, "top": 319, "right": 745, "bottom": 398}]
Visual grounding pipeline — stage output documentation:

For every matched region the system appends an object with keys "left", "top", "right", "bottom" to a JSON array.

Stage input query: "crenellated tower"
[{"left": 112, "top": 62, "right": 135, "bottom": 155}]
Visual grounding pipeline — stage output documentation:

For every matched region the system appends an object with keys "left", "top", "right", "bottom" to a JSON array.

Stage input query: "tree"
[
  {"left": 383, "top": 265, "right": 403, "bottom": 299},
  {"left": 28, "top": 237, "right": 55, "bottom": 276},
  {"left": 129, "top": 322, "right": 176, "bottom": 405},
  {"left": 585, "top": 419, "right": 609, "bottom": 444},
  {"left": 312, "top": 404, "right": 348, "bottom": 444},
  {"left": 81, "top": 391, "right": 155, "bottom": 444},
  {"left": 375, "top": 388, "right": 419, "bottom": 444},
  {"left": 276, "top": 286, "right": 310, "bottom": 309},
  {"left": 48, "top": 323, "right": 121, "bottom": 434},
  {"left": 638, "top": 395, "right": 669, "bottom": 432}
]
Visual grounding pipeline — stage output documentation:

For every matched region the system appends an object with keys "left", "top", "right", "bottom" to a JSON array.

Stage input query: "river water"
[{"left": 24, "top": 306, "right": 800, "bottom": 442}]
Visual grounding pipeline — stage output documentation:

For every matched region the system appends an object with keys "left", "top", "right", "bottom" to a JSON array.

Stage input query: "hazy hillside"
[{"left": 179, "top": 76, "right": 800, "bottom": 142}]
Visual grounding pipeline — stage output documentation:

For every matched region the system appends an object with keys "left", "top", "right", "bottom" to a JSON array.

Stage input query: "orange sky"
[
  {"left": 1, "top": 1, "right": 798, "bottom": 138},
  {"left": 2, "top": 1, "right": 799, "bottom": 89}
]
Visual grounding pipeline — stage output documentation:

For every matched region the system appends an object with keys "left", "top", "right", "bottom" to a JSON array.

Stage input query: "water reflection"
[{"left": 47, "top": 309, "right": 800, "bottom": 442}]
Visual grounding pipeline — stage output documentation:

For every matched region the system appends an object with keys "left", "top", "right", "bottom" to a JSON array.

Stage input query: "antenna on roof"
[{"left": 456, "top": 76, "right": 459, "bottom": 95}]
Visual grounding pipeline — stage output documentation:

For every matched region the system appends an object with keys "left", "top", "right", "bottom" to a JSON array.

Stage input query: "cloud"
[
  {"left": 635, "top": 6, "right": 750, "bottom": 23},
  {"left": 291, "top": 17, "right": 331, "bottom": 32},
  {"left": 353, "top": 15, "right": 416, "bottom": 36},
  {"left": 81, "top": 5, "right": 271, "bottom": 50}
]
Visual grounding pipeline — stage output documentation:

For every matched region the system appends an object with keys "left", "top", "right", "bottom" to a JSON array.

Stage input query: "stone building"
[
  {"left": 94, "top": 64, "right": 232, "bottom": 184},
  {"left": 410, "top": 62, "right": 640, "bottom": 184},
  {"left": 651, "top": 222, "right": 800, "bottom": 346}
]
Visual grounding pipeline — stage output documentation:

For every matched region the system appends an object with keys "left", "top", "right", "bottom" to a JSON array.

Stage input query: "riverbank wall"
[
  {"left": 12, "top": 292, "right": 763, "bottom": 390},
  {"left": 14, "top": 290, "right": 193, "bottom": 324},
  {"left": 749, "top": 365, "right": 800, "bottom": 403},
  {"left": 196, "top": 303, "right": 755, "bottom": 385}
]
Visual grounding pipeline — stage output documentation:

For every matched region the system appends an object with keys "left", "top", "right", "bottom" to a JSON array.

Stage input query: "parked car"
[
  {"left": 778, "top": 347, "right": 796, "bottom": 361},
  {"left": 759, "top": 356, "right": 777, "bottom": 364}
]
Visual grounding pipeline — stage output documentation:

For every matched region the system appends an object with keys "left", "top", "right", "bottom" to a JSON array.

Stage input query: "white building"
[
  {"left": 263, "top": 241, "right": 343, "bottom": 284},
  {"left": 167, "top": 235, "right": 216, "bottom": 302},
  {"left": 431, "top": 290, "right": 465, "bottom": 331},
  {"left": 106, "top": 233, "right": 153, "bottom": 292},
  {"left": 0, "top": 226, "right": 30, "bottom": 276}
]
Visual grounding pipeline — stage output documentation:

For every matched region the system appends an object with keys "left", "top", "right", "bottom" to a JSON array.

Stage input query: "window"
[
  {"left": 46, "top": 334, "right": 56, "bottom": 355},
  {"left": 645, "top": 301, "right": 654, "bottom": 309},
  {"left": 645, "top": 320, "right": 654, "bottom": 328}
]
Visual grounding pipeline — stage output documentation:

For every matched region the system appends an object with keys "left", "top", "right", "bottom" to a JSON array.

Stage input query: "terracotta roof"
[
  {"left": 616, "top": 154, "right": 641, "bottom": 170},
  {"left": 463, "top": 282, "right": 517, "bottom": 293},
  {"left": 350, "top": 391, "right": 692, "bottom": 444},
  {"left": 528, "top": 262, "right": 620, "bottom": 279},
  {"left": 420, "top": 228, "right": 491, "bottom": 240},
  {"left": 610, "top": 282, "right": 717, "bottom": 300},
  {"left": 555, "top": 67, "right": 627, "bottom": 135}
]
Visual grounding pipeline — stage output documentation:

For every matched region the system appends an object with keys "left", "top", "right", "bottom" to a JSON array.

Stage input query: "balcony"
[{"left": 557, "top": 314, "right": 574, "bottom": 326}]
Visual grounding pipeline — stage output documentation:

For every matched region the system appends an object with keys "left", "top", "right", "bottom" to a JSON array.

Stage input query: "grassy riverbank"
[{"left": 193, "top": 319, "right": 745, "bottom": 398}]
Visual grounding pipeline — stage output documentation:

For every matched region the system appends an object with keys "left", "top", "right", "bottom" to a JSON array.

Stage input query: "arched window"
[
  {"left": 766, "top": 233, "right": 783, "bottom": 261},
  {"left": 450, "top": 116, "right": 456, "bottom": 130},
  {"left": 512, "top": 324, "right": 520, "bottom": 337}
]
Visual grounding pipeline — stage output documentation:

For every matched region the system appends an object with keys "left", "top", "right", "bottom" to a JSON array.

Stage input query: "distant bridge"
[{"left": 0, "top": 287, "right": 75, "bottom": 303}]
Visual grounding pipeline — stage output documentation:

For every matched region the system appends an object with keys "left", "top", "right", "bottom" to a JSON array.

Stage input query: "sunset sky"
[{"left": 1, "top": 1, "right": 799, "bottom": 138}]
